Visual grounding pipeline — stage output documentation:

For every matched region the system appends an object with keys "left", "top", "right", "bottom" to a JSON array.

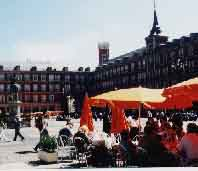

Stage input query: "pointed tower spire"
[
  {"left": 145, "top": 0, "right": 168, "bottom": 49},
  {"left": 150, "top": 0, "right": 161, "bottom": 36}
]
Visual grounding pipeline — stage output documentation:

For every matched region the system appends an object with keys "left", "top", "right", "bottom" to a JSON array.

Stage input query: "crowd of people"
[
  {"left": 1, "top": 111, "right": 198, "bottom": 167},
  {"left": 51, "top": 111, "right": 198, "bottom": 167},
  {"left": 116, "top": 113, "right": 198, "bottom": 167}
]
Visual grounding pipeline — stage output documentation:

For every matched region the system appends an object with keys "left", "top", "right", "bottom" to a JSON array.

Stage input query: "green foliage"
[{"left": 40, "top": 135, "right": 57, "bottom": 153}]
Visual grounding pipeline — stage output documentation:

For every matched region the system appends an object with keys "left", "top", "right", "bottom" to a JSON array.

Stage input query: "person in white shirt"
[{"left": 0, "top": 121, "right": 10, "bottom": 142}]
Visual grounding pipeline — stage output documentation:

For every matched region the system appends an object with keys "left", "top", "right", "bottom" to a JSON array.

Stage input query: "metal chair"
[
  {"left": 131, "top": 134, "right": 144, "bottom": 146},
  {"left": 73, "top": 136, "right": 89, "bottom": 166},
  {"left": 112, "top": 145, "right": 127, "bottom": 167},
  {"left": 57, "top": 135, "right": 76, "bottom": 161}
]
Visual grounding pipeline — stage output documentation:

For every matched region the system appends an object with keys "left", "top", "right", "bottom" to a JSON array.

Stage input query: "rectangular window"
[
  {"left": 0, "top": 84, "right": 4, "bottom": 92},
  {"left": 24, "top": 74, "right": 30, "bottom": 81},
  {"left": 0, "top": 95, "right": 5, "bottom": 103},
  {"left": 124, "top": 65, "right": 129, "bottom": 72},
  {"left": 0, "top": 74, "right": 5, "bottom": 81},
  {"left": 131, "top": 63, "right": 135, "bottom": 72},
  {"left": 49, "top": 95, "right": 54, "bottom": 102},
  {"left": 33, "top": 74, "right": 38, "bottom": 81},
  {"left": 75, "top": 75, "right": 79, "bottom": 80},
  {"left": 64, "top": 84, "right": 70, "bottom": 92},
  {"left": 65, "top": 75, "right": 70, "bottom": 82},
  {"left": 49, "top": 84, "right": 53, "bottom": 92},
  {"left": 7, "top": 84, "right": 10, "bottom": 92},
  {"left": 16, "top": 74, "right": 23, "bottom": 81},
  {"left": 41, "top": 74, "right": 46, "bottom": 81},
  {"left": 41, "top": 84, "right": 46, "bottom": 91},
  {"left": 41, "top": 95, "right": 47, "bottom": 103},
  {"left": 24, "top": 95, "right": 31, "bottom": 102},
  {"left": 33, "top": 84, "right": 38, "bottom": 92},
  {"left": 49, "top": 74, "right": 54, "bottom": 81},
  {"left": 24, "top": 84, "right": 31, "bottom": 92},
  {"left": 33, "top": 95, "right": 38, "bottom": 102},
  {"left": 54, "top": 74, "right": 61, "bottom": 81},
  {"left": 55, "top": 84, "right": 60, "bottom": 92},
  {"left": 80, "top": 75, "right": 84, "bottom": 82}
]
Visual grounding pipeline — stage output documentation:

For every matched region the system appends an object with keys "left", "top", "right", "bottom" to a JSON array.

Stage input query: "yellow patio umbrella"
[
  {"left": 91, "top": 87, "right": 166, "bottom": 133},
  {"left": 92, "top": 87, "right": 165, "bottom": 103}
]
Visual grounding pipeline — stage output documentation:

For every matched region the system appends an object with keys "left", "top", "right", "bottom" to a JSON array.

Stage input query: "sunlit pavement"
[{"left": 0, "top": 118, "right": 197, "bottom": 169}]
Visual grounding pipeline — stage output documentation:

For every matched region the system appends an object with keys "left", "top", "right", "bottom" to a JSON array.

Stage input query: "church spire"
[{"left": 150, "top": 0, "right": 161, "bottom": 36}]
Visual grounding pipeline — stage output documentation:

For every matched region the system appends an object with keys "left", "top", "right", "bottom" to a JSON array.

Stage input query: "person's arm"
[
  {"left": 68, "top": 129, "right": 73, "bottom": 137},
  {"left": 176, "top": 137, "right": 185, "bottom": 157}
]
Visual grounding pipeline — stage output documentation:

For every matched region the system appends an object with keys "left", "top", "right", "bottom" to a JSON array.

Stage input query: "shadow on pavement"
[
  {"left": 28, "top": 160, "right": 58, "bottom": 166},
  {"left": 15, "top": 150, "right": 37, "bottom": 154},
  {"left": 59, "top": 163, "right": 88, "bottom": 169}
]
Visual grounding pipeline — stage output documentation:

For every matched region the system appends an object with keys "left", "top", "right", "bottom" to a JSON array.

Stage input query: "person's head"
[
  {"left": 66, "top": 122, "right": 73, "bottom": 129},
  {"left": 187, "top": 123, "right": 197, "bottom": 134},
  {"left": 144, "top": 125, "right": 154, "bottom": 136},
  {"left": 133, "top": 114, "right": 138, "bottom": 120},
  {"left": 148, "top": 117, "right": 154, "bottom": 124},
  {"left": 120, "top": 129, "right": 129, "bottom": 141},
  {"left": 127, "top": 116, "right": 133, "bottom": 128},
  {"left": 160, "top": 115, "right": 167, "bottom": 123},
  {"left": 172, "top": 118, "right": 183, "bottom": 129},
  {"left": 79, "top": 125, "right": 89, "bottom": 135}
]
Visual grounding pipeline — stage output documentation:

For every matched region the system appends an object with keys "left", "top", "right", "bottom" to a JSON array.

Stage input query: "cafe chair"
[
  {"left": 73, "top": 137, "right": 89, "bottom": 166},
  {"left": 57, "top": 135, "right": 76, "bottom": 161}
]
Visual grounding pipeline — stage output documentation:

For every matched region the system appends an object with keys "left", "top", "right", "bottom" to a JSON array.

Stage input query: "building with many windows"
[
  {"left": 0, "top": 65, "right": 92, "bottom": 114},
  {"left": 0, "top": 7, "right": 198, "bottom": 115},
  {"left": 89, "top": 7, "right": 198, "bottom": 96}
]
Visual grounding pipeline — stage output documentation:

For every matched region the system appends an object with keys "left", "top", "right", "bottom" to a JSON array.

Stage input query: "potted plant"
[{"left": 38, "top": 135, "right": 58, "bottom": 163}]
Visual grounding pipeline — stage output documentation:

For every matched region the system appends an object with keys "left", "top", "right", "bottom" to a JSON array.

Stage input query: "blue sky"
[{"left": 0, "top": 0, "right": 198, "bottom": 70}]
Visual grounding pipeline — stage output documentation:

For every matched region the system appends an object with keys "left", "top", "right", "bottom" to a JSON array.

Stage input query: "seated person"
[
  {"left": 59, "top": 122, "right": 73, "bottom": 138},
  {"left": 73, "top": 125, "right": 90, "bottom": 151},
  {"left": 139, "top": 125, "right": 179, "bottom": 167},
  {"left": 177, "top": 123, "right": 198, "bottom": 165},
  {"left": 58, "top": 122, "right": 73, "bottom": 145}
]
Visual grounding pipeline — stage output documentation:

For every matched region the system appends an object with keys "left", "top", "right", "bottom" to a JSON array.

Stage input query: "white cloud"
[
  {"left": 14, "top": 32, "right": 101, "bottom": 71},
  {"left": 11, "top": 25, "right": 145, "bottom": 71}
]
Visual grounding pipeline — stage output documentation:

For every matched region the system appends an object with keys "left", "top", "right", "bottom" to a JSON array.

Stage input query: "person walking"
[
  {"left": 13, "top": 117, "right": 24, "bottom": 141},
  {"left": 0, "top": 120, "right": 10, "bottom": 142},
  {"left": 33, "top": 121, "right": 49, "bottom": 152}
]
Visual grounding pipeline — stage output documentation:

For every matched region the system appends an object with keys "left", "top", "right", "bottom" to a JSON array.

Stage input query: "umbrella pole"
[{"left": 138, "top": 103, "right": 141, "bottom": 135}]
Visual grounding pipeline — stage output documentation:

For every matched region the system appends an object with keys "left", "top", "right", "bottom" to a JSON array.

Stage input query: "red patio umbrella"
[
  {"left": 80, "top": 93, "right": 94, "bottom": 132},
  {"left": 144, "top": 93, "right": 193, "bottom": 110},
  {"left": 163, "top": 77, "right": 198, "bottom": 101},
  {"left": 108, "top": 101, "right": 128, "bottom": 134}
]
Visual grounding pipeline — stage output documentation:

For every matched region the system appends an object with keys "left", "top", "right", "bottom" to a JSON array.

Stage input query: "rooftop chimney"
[
  {"left": 14, "top": 65, "right": 20, "bottom": 71},
  {"left": 78, "top": 67, "right": 83, "bottom": 72},
  {"left": 0, "top": 65, "right": 3, "bottom": 71},
  {"left": 46, "top": 67, "right": 52, "bottom": 71},
  {"left": 62, "top": 67, "right": 69, "bottom": 72},
  {"left": 85, "top": 67, "right": 90, "bottom": 72},
  {"left": 30, "top": 66, "right": 37, "bottom": 71}
]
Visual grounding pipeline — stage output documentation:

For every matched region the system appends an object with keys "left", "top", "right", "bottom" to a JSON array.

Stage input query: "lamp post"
[{"left": 61, "top": 87, "right": 69, "bottom": 118}]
